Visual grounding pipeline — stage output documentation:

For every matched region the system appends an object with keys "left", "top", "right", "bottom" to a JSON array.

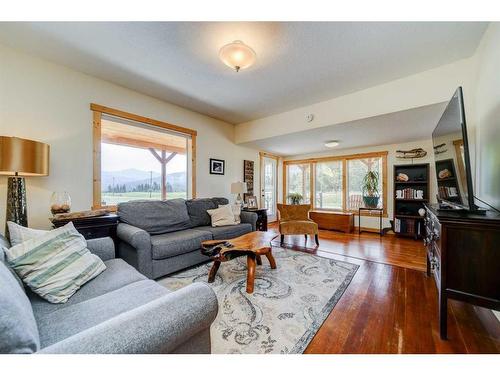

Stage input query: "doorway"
[{"left": 260, "top": 153, "right": 278, "bottom": 222}]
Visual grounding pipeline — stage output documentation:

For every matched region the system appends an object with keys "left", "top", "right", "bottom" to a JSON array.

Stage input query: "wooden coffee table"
[{"left": 201, "top": 231, "right": 278, "bottom": 293}]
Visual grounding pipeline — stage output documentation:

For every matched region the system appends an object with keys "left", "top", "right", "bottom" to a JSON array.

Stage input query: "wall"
[
  {"left": 235, "top": 57, "right": 477, "bottom": 144},
  {"left": 283, "top": 139, "right": 437, "bottom": 229},
  {"left": 473, "top": 23, "right": 500, "bottom": 210},
  {"left": 0, "top": 43, "right": 259, "bottom": 231}
]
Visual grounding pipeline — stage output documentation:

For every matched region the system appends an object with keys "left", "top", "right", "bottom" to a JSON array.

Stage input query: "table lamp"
[
  {"left": 231, "top": 181, "right": 247, "bottom": 207},
  {"left": 0, "top": 136, "right": 50, "bottom": 231}
]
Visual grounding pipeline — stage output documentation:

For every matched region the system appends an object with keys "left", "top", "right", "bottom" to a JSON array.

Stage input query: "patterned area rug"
[{"left": 158, "top": 247, "right": 358, "bottom": 354}]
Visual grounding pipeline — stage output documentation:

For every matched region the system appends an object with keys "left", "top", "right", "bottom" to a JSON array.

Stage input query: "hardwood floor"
[{"left": 267, "top": 223, "right": 500, "bottom": 353}]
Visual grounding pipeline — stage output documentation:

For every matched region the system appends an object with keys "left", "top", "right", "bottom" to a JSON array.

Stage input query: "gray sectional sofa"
[
  {"left": 0, "top": 235, "right": 218, "bottom": 354},
  {"left": 117, "top": 197, "right": 257, "bottom": 279}
]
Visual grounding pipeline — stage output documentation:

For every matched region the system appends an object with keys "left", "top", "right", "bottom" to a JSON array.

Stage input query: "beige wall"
[
  {"left": 283, "top": 139, "right": 437, "bottom": 229},
  {"left": 0, "top": 43, "right": 259, "bottom": 231},
  {"left": 235, "top": 57, "right": 477, "bottom": 144}
]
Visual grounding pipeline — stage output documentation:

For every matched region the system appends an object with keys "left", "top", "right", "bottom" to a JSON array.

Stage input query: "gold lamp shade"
[{"left": 0, "top": 136, "right": 50, "bottom": 176}]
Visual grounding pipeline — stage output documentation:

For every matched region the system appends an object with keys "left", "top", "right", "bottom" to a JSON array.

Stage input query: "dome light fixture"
[
  {"left": 219, "top": 40, "right": 256, "bottom": 72},
  {"left": 324, "top": 140, "right": 340, "bottom": 148}
]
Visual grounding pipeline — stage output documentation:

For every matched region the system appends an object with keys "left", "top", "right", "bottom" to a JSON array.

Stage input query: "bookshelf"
[
  {"left": 435, "top": 158, "right": 462, "bottom": 204},
  {"left": 393, "top": 163, "right": 429, "bottom": 239}
]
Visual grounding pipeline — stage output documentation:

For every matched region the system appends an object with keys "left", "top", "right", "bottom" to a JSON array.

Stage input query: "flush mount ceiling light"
[
  {"left": 324, "top": 141, "right": 340, "bottom": 148},
  {"left": 219, "top": 40, "right": 256, "bottom": 72}
]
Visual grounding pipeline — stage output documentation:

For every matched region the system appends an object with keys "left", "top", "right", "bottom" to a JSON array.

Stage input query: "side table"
[
  {"left": 358, "top": 207, "right": 383, "bottom": 236},
  {"left": 242, "top": 208, "right": 268, "bottom": 231},
  {"left": 50, "top": 213, "right": 119, "bottom": 241}
]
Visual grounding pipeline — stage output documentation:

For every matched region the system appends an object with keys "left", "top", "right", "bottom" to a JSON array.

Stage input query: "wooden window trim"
[
  {"left": 91, "top": 103, "right": 197, "bottom": 209},
  {"left": 283, "top": 151, "right": 388, "bottom": 217}
]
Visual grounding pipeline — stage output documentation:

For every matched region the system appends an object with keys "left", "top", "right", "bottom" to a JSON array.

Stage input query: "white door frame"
[{"left": 260, "top": 152, "right": 279, "bottom": 222}]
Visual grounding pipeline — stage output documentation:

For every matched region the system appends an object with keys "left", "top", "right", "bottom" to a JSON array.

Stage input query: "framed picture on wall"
[{"left": 209, "top": 158, "right": 225, "bottom": 175}]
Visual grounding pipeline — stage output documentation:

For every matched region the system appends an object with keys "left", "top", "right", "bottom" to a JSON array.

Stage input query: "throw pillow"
[
  {"left": 207, "top": 205, "right": 237, "bottom": 227},
  {"left": 219, "top": 204, "right": 241, "bottom": 224},
  {"left": 7, "top": 221, "right": 48, "bottom": 247},
  {"left": 4, "top": 222, "right": 106, "bottom": 304}
]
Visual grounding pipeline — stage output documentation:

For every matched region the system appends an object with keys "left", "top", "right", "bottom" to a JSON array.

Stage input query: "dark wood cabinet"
[
  {"left": 424, "top": 204, "right": 500, "bottom": 339},
  {"left": 243, "top": 208, "right": 268, "bottom": 231},
  {"left": 51, "top": 214, "right": 119, "bottom": 241}
]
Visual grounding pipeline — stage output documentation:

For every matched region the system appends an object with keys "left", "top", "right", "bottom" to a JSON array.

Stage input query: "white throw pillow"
[
  {"left": 7, "top": 221, "right": 48, "bottom": 247},
  {"left": 207, "top": 205, "right": 237, "bottom": 227},
  {"left": 218, "top": 204, "right": 241, "bottom": 224},
  {"left": 5, "top": 222, "right": 106, "bottom": 304}
]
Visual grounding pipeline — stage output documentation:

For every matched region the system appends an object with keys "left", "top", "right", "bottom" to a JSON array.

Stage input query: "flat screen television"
[{"left": 432, "top": 87, "right": 477, "bottom": 211}]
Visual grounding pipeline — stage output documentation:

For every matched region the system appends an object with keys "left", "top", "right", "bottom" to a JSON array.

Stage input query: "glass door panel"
[{"left": 261, "top": 156, "right": 277, "bottom": 221}]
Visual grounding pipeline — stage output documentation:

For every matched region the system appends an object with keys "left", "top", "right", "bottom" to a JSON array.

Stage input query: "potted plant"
[
  {"left": 361, "top": 171, "right": 380, "bottom": 208},
  {"left": 287, "top": 193, "right": 303, "bottom": 205}
]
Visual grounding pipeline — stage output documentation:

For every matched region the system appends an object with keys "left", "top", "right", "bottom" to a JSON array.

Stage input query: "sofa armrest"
[
  {"left": 117, "top": 223, "right": 151, "bottom": 250},
  {"left": 86, "top": 237, "right": 115, "bottom": 261},
  {"left": 38, "top": 282, "right": 218, "bottom": 354},
  {"left": 240, "top": 211, "right": 258, "bottom": 231}
]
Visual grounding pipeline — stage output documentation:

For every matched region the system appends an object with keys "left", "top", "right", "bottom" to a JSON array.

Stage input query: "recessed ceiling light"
[
  {"left": 219, "top": 40, "right": 256, "bottom": 72},
  {"left": 324, "top": 141, "right": 340, "bottom": 148}
]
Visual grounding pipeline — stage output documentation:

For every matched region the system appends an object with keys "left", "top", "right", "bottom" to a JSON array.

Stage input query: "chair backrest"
[{"left": 277, "top": 204, "right": 311, "bottom": 221}]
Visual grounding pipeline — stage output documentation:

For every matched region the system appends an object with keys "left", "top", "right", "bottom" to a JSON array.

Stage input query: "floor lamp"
[{"left": 0, "top": 136, "right": 50, "bottom": 234}]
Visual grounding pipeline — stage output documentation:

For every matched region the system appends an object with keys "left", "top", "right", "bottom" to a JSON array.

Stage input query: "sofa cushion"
[
  {"left": 36, "top": 279, "right": 169, "bottom": 348},
  {"left": 212, "top": 197, "right": 229, "bottom": 206},
  {"left": 30, "top": 258, "right": 147, "bottom": 317},
  {"left": 186, "top": 198, "right": 216, "bottom": 227},
  {"left": 194, "top": 223, "right": 253, "bottom": 240},
  {"left": 151, "top": 229, "right": 212, "bottom": 260},
  {"left": 0, "top": 260, "right": 40, "bottom": 353},
  {"left": 118, "top": 199, "right": 192, "bottom": 235}
]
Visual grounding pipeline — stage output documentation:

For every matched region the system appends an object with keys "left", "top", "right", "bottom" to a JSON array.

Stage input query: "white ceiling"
[
  {"left": 240, "top": 102, "right": 448, "bottom": 156},
  {"left": 0, "top": 22, "right": 487, "bottom": 124}
]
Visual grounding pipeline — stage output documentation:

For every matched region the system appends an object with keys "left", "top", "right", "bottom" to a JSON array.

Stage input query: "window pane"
[
  {"left": 287, "top": 164, "right": 310, "bottom": 204},
  {"left": 347, "top": 157, "right": 382, "bottom": 210},
  {"left": 315, "top": 161, "right": 343, "bottom": 209},
  {"left": 100, "top": 118, "right": 188, "bottom": 206}
]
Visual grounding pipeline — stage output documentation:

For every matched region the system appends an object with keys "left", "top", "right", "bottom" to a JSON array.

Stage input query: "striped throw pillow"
[{"left": 5, "top": 222, "right": 106, "bottom": 304}]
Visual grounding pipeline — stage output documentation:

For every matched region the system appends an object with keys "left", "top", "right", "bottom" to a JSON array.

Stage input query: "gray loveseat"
[
  {"left": 0, "top": 235, "right": 218, "bottom": 354},
  {"left": 117, "top": 197, "right": 257, "bottom": 279}
]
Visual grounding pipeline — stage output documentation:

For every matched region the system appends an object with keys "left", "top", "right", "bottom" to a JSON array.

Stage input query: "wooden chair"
[{"left": 277, "top": 204, "right": 319, "bottom": 246}]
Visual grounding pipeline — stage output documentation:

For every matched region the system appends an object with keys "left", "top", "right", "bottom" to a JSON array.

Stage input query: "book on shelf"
[
  {"left": 394, "top": 217, "right": 417, "bottom": 235},
  {"left": 438, "top": 186, "right": 458, "bottom": 198},
  {"left": 395, "top": 187, "right": 424, "bottom": 200}
]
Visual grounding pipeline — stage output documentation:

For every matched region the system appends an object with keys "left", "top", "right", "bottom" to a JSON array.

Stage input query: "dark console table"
[
  {"left": 51, "top": 213, "right": 119, "bottom": 241},
  {"left": 242, "top": 208, "right": 268, "bottom": 231},
  {"left": 424, "top": 204, "right": 500, "bottom": 339}
]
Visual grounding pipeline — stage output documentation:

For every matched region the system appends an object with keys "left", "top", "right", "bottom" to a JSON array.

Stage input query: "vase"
[
  {"left": 50, "top": 191, "right": 71, "bottom": 215},
  {"left": 363, "top": 196, "right": 379, "bottom": 208}
]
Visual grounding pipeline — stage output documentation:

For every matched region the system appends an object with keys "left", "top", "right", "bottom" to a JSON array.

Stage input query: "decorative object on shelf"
[
  {"left": 418, "top": 208, "right": 426, "bottom": 217},
  {"left": 246, "top": 195, "right": 258, "bottom": 209},
  {"left": 243, "top": 160, "right": 254, "bottom": 202},
  {"left": 361, "top": 171, "right": 380, "bottom": 208},
  {"left": 396, "top": 173, "right": 409, "bottom": 182},
  {"left": 433, "top": 142, "right": 447, "bottom": 155},
  {"left": 230, "top": 181, "right": 247, "bottom": 207},
  {"left": 50, "top": 191, "right": 71, "bottom": 215},
  {"left": 219, "top": 40, "right": 256, "bottom": 72},
  {"left": 0, "top": 136, "right": 50, "bottom": 232},
  {"left": 438, "top": 168, "right": 452, "bottom": 179},
  {"left": 396, "top": 148, "right": 427, "bottom": 159},
  {"left": 287, "top": 193, "right": 303, "bottom": 205},
  {"left": 51, "top": 208, "right": 110, "bottom": 221},
  {"left": 209, "top": 158, "right": 225, "bottom": 175}
]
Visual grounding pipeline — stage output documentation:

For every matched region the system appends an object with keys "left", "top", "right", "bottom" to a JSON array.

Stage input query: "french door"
[{"left": 260, "top": 155, "right": 278, "bottom": 222}]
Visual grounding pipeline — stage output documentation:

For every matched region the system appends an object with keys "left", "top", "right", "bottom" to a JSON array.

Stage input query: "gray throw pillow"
[
  {"left": 186, "top": 198, "right": 216, "bottom": 227},
  {"left": 0, "top": 260, "right": 40, "bottom": 353}
]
